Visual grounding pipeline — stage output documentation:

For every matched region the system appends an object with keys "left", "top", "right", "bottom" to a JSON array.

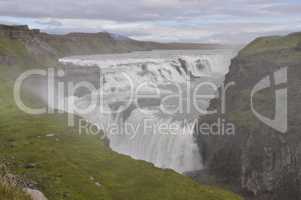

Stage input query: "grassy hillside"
[
  {"left": 239, "top": 32, "right": 301, "bottom": 57},
  {"left": 0, "top": 38, "right": 27, "bottom": 56}
]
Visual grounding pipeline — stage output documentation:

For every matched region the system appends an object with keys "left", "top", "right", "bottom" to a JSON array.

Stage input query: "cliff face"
[
  {"left": 195, "top": 32, "right": 301, "bottom": 199},
  {"left": 0, "top": 25, "right": 40, "bottom": 39}
]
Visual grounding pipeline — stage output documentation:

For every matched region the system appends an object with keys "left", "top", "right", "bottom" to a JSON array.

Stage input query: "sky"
[{"left": 0, "top": 0, "right": 300, "bottom": 44}]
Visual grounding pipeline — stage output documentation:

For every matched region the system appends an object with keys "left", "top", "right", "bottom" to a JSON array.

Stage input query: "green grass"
[
  {"left": 0, "top": 38, "right": 27, "bottom": 57},
  {"left": 0, "top": 75, "right": 242, "bottom": 200},
  {"left": 0, "top": 182, "right": 31, "bottom": 200},
  {"left": 239, "top": 32, "right": 301, "bottom": 57}
]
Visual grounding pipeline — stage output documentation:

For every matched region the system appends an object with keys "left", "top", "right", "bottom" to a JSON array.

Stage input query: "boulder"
[{"left": 24, "top": 188, "right": 48, "bottom": 200}]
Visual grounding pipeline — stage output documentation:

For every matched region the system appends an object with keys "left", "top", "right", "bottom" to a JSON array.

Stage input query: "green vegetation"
[
  {"left": 0, "top": 182, "right": 31, "bottom": 200},
  {"left": 239, "top": 32, "right": 301, "bottom": 57},
  {"left": 0, "top": 38, "right": 28, "bottom": 60}
]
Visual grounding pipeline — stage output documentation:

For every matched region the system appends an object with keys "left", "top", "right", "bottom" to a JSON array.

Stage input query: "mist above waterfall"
[{"left": 60, "top": 49, "right": 236, "bottom": 173}]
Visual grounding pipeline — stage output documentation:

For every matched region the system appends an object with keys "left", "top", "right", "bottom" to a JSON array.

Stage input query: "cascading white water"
[{"left": 60, "top": 49, "right": 236, "bottom": 173}]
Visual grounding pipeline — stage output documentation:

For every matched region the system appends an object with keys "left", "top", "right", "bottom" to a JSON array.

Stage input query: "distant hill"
[{"left": 0, "top": 24, "right": 225, "bottom": 58}]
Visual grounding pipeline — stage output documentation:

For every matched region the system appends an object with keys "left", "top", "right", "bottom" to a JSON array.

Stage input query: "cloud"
[
  {"left": 0, "top": 0, "right": 300, "bottom": 43},
  {"left": 0, "top": 0, "right": 292, "bottom": 21},
  {"left": 35, "top": 19, "right": 62, "bottom": 26},
  {"left": 265, "top": 3, "right": 301, "bottom": 14}
]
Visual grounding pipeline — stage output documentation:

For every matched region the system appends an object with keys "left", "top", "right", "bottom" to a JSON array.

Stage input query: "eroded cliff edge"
[{"left": 194, "top": 32, "right": 301, "bottom": 200}]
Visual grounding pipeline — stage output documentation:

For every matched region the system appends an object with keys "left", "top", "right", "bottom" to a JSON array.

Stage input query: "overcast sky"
[{"left": 0, "top": 0, "right": 300, "bottom": 44}]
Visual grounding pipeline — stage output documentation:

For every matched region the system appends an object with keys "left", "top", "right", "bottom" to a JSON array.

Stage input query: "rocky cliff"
[{"left": 194, "top": 32, "right": 301, "bottom": 200}]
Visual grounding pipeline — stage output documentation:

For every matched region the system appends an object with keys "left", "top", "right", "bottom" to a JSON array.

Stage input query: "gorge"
[{"left": 2, "top": 24, "right": 301, "bottom": 200}]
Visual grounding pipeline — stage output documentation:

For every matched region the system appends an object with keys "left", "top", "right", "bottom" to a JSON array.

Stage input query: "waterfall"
[{"left": 60, "top": 50, "right": 235, "bottom": 173}]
